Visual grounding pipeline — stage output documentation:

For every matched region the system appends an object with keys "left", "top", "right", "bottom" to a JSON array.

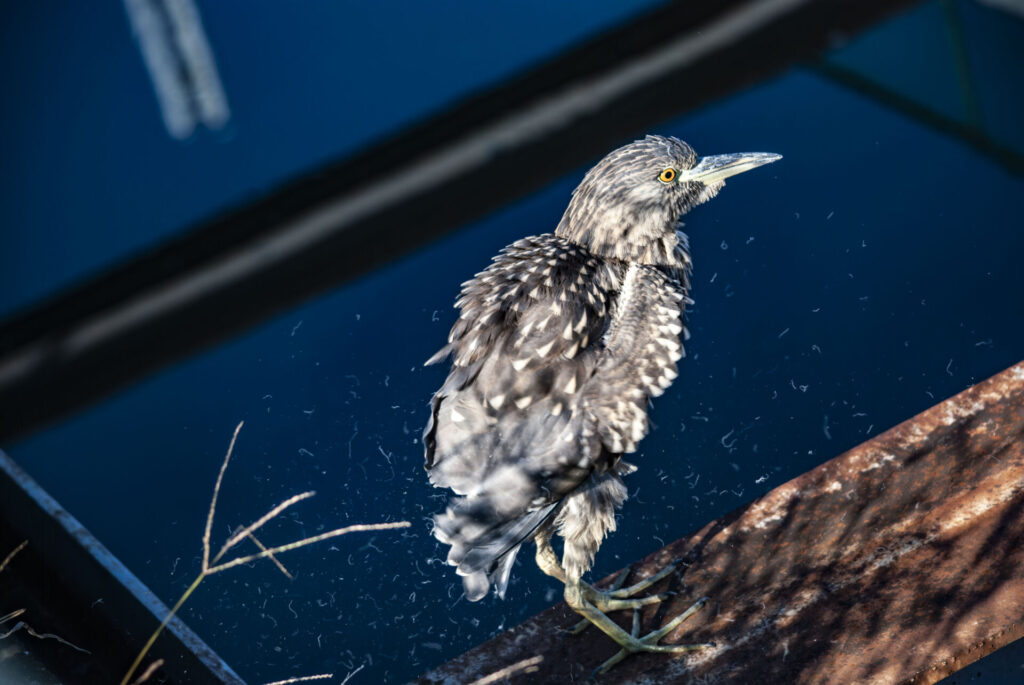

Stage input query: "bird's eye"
[{"left": 658, "top": 168, "right": 677, "bottom": 183}]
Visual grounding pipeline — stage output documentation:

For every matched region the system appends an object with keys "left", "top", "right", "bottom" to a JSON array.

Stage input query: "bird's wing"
[
  {"left": 424, "top": 234, "right": 620, "bottom": 496},
  {"left": 422, "top": 233, "right": 622, "bottom": 598}
]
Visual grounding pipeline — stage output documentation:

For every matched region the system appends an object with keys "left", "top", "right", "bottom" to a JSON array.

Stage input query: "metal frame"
[{"left": 0, "top": 449, "right": 243, "bottom": 684}]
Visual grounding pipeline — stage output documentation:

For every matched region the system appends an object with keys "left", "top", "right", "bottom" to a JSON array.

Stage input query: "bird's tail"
[{"left": 433, "top": 498, "right": 558, "bottom": 601}]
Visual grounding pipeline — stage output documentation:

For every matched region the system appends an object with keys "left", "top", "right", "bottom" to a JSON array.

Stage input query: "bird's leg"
[
  {"left": 535, "top": 532, "right": 678, "bottom": 632},
  {"left": 566, "top": 562, "right": 677, "bottom": 634},
  {"left": 534, "top": 528, "right": 567, "bottom": 583},
  {"left": 564, "top": 578, "right": 714, "bottom": 675},
  {"left": 567, "top": 567, "right": 630, "bottom": 634},
  {"left": 534, "top": 532, "right": 714, "bottom": 671},
  {"left": 535, "top": 529, "right": 631, "bottom": 635}
]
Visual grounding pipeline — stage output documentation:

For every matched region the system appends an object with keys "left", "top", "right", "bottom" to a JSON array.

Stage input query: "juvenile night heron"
[{"left": 424, "top": 135, "right": 779, "bottom": 672}]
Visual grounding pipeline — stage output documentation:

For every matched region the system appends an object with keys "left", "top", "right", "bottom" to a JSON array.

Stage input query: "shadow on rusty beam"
[{"left": 418, "top": 361, "right": 1024, "bottom": 684}]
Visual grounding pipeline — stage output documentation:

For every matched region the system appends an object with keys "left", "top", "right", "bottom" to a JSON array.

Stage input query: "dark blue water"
[
  {"left": 0, "top": 0, "right": 657, "bottom": 317},
  {"left": 5, "top": 2, "right": 1024, "bottom": 683}
]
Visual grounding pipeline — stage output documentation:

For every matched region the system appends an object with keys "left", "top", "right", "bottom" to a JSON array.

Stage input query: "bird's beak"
[{"left": 682, "top": 152, "right": 782, "bottom": 185}]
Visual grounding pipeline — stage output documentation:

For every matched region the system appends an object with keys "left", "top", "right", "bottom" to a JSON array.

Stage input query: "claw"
[
  {"left": 540, "top": 535, "right": 714, "bottom": 674},
  {"left": 592, "top": 597, "right": 714, "bottom": 675},
  {"left": 564, "top": 573, "right": 713, "bottom": 675},
  {"left": 609, "top": 561, "right": 676, "bottom": 598},
  {"left": 574, "top": 562, "right": 680, "bottom": 620},
  {"left": 567, "top": 618, "right": 590, "bottom": 635},
  {"left": 608, "top": 568, "right": 631, "bottom": 590}
]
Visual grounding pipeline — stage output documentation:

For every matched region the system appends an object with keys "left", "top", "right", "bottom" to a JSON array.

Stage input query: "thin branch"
[
  {"left": 203, "top": 421, "right": 243, "bottom": 572},
  {"left": 0, "top": 540, "right": 28, "bottom": 574},
  {"left": 0, "top": 620, "right": 91, "bottom": 654},
  {"left": 131, "top": 659, "right": 165, "bottom": 685},
  {"left": 121, "top": 422, "right": 410, "bottom": 685},
  {"left": 215, "top": 491, "right": 315, "bottom": 563},
  {"left": 208, "top": 522, "right": 411, "bottom": 575},
  {"left": 119, "top": 573, "right": 204, "bottom": 685},
  {"left": 248, "top": 532, "right": 292, "bottom": 579},
  {"left": 469, "top": 656, "right": 544, "bottom": 685},
  {"left": 264, "top": 674, "right": 334, "bottom": 685},
  {"left": 1, "top": 609, "right": 26, "bottom": 625}
]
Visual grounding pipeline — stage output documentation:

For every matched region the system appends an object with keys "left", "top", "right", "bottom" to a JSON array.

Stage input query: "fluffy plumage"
[{"left": 424, "top": 135, "right": 702, "bottom": 600}]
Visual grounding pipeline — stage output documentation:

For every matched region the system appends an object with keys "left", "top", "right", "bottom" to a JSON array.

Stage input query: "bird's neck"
[{"left": 556, "top": 217, "right": 692, "bottom": 287}]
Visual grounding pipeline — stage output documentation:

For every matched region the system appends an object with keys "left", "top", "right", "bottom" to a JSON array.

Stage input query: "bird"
[{"left": 423, "top": 135, "right": 780, "bottom": 672}]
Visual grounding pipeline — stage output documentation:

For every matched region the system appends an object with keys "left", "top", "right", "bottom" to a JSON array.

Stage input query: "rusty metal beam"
[{"left": 419, "top": 361, "right": 1024, "bottom": 684}]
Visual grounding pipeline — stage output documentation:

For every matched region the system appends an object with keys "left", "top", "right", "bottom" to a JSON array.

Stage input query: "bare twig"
[
  {"left": 206, "top": 522, "right": 409, "bottom": 575},
  {"left": 131, "top": 659, "right": 165, "bottom": 685},
  {"left": 3, "top": 541, "right": 93, "bottom": 662},
  {"left": 264, "top": 674, "right": 334, "bottom": 685},
  {"left": 120, "top": 422, "right": 409, "bottom": 685},
  {"left": 247, "top": 532, "right": 292, "bottom": 579},
  {"left": 0, "top": 620, "right": 91, "bottom": 654},
  {"left": 1, "top": 609, "right": 26, "bottom": 625},
  {"left": 0, "top": 540, "right": 28, "bottom": 574},
  {"left": 215, "top": 491, "right": 315, "bottom": 564},
  {"left": 469, "top": 656, "right": 544, "bottom": 685},
  {"left": 203, "top": 421, "right": 243, "bottom": 573}
]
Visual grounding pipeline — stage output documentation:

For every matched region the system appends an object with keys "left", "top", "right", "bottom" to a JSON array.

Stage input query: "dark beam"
[
  {"left": 0, "top": 450, "right": 244, "bottom": 684},
  {"left": 418, "top": 360, "right": 1024, "bottom": 684},
  {"left": 0, "top": 0, "right": 920, "bottom": 441},
  {"left": 815, "top": 61, "right": 1024, "bottom": 175}
]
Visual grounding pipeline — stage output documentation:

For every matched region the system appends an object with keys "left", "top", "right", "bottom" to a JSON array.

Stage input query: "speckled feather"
[{"left": 424, "top": 136, "right": 702, "bottom": 600}]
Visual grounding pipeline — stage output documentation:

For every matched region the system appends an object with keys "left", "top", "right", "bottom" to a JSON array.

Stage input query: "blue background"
[
  {"left": 0, "top": 0, "right": 658, "bottom": 317},
  {"left": 3, "top": 1, "right": 1023, "bottom": 683}
]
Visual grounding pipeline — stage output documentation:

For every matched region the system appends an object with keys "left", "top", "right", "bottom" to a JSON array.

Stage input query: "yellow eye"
[{"left": 658, "top": 168, "right": 676, "bottom": 183}]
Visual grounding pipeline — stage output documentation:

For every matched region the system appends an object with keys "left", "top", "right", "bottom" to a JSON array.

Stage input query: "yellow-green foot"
[
  {"left": 568, "top": 561, "right": 680, "bottom": 633},
  {"left": 592, "top": 596, "right": 714, "bottom": 675},
  {"left": 562, "top": 570, "right": 714, "bottom": 675}
]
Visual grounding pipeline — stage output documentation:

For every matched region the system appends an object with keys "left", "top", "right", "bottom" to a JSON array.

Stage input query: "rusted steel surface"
[{"left": 418, "top": 361, "right": 1024, "bottom": 684}]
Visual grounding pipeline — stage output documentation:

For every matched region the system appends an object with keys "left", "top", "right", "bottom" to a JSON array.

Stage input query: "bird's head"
[{"left": 556, "top": 135, "right": 780, "bottom": 263}]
